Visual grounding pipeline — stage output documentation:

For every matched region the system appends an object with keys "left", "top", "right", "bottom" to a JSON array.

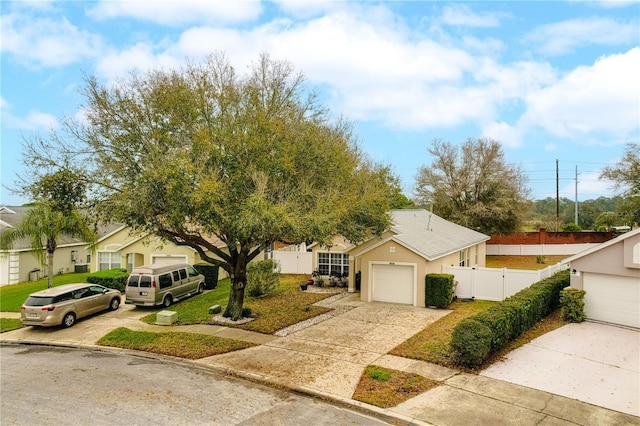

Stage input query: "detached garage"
[{"left": 566, "top": 228, "right": 640, "bottom": 329}]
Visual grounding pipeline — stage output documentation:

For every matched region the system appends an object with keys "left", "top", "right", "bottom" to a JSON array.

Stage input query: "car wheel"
[
  {"left": 109, "top": 297, "right": 120, "bottom": 311},
  {"left": 198, "top": 283, "right": 205, "bottom": 294},
  {"left": 62, "top": 312, "right": 76, "bottom": 328},
  {"left": 162, "top": 295, "right": 172, "bottom": 308}
]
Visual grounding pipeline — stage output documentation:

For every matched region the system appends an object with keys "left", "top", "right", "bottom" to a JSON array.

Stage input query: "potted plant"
[{"left": 300, "top": 281, "right": 308, "bottom": 291}]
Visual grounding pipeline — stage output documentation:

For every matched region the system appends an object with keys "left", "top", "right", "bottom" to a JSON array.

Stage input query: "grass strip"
[
  {"left": 390, "top": 299, "right": 497, "bottom": 366},
  {"left": 97, "top": 327, "right": 256, "bottom": 360},
  {"left": 352, "top": 366, "right": 440, "bottom": 408},
  {"left": 0, "top": 318, "right": 23, "bottom": 333}
]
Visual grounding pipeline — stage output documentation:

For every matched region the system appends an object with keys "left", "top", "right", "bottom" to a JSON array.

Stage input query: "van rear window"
[
  {"left": 129, "top": 275, "right": 152, "bottom": 288},
  {"left": 25, "top": 296, "right": 55, "bottom": 306}
]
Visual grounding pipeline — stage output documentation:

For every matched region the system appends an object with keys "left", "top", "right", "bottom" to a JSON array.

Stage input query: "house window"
[
  {"left": 98, "top": 252, "right": 121, "bottom": 271},
  {"left": 459, "top": 249, "right": 470, "bottom": 267},
  {"left": 318, "top": 252, "right": 349, "bottom": 276}
]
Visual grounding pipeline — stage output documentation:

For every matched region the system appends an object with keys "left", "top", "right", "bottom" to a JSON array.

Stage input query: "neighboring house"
[
  {"left": 0, "top": 206, "right": 122, "bottom": 285},
  {"left": 308, "top": 210, "right": 490, "bottom": 307},
  {"left": 564, "top": 227, "right": 640, "bottom": 329},
  {"left": 0, "top": 205, "right": 229, "bottom": 285},
  {"left": 93, "top": 225, "right": 228, "bottom": 278}
]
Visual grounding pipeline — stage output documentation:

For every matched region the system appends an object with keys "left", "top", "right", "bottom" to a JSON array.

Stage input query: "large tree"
[
  {"left": 1, "top": 170, "right": 96, "bottom": 288},
  {"left": 600, "top": 142, "right": 640, "bottom": 226},
  {"left": 22, "top": 53, "right": 392, "bottom": 319},
  {"left": 415, "top": 138, "right": 529, "bottom": 234}
]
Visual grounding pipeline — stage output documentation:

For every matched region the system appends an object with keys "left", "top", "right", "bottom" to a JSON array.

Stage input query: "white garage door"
[
  {"left": 372, "top": 264, "right": 414, "bottom": 305},
  {"left": 152, "top": 255, "right": 188, "bottom": 265},
  {"left": 583, "top": 273, "right": 640, "bottom": 328}
]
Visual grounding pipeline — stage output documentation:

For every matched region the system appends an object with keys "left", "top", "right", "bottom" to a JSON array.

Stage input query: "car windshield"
[{"left": 25, "top": 296, "right": 55, "bottom": 306}]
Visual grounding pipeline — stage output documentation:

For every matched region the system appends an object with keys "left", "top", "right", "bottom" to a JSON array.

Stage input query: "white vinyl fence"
[
  {"left": 487, "top": 243, "right": 596, "bottom": 256},
  {"left": 443, "top": 262, "right": 570, "bottom": 301},
  {"left": 272, "top": 251, "right": 313, "bottom": 274}
]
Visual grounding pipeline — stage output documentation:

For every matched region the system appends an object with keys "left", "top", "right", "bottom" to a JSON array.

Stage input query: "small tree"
[
  {"left": 600, "top": 142, "right": 640, "bottom": 226},
  {"left": 246, "top": 259, "right": 280, "bottom": 298},
  {"left": 1, "top": 170, "right": 96, "bottom": 288},
  {"left": 415, "top": 138, "right": 529, "bottom": 234}
]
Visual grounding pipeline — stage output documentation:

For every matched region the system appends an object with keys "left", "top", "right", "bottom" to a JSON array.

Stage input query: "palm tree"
[{"left": 0, "top": 203, "right": 97, "bottom": 288}]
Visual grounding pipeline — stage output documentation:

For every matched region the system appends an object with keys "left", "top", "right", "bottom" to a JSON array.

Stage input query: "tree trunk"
[
  {"left": 223, "top": 251, "right": 248, "bottom": 321},
  {"left": 224, "top": 278, "right": 246, "bottom": 321},
  {"left": 46, "top": 251, "right": 55, "bottom": 289}
]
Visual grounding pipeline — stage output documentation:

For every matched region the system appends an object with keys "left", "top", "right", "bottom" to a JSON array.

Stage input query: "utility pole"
[
  {"left": 575, "top": 165, "right": 578, "bottom": 225},
  {"left": 556, "top": 158, "right": 560, "bottom": 232}
]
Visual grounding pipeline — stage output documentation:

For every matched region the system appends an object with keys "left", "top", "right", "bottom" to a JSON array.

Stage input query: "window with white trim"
[
  {"left": 459, "top": 249, "right": 470, "bottom": 267},
  {"left": 318, "top": 252, "right": 349, "bottom": 276},
  {"left": 99, "top": 252, "right": 121, "bottom": 271}
]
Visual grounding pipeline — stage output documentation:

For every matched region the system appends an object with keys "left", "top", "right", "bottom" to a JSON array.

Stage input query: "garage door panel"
[
  {"left": 372, "top": 264, "right": 414, "bottom": 305},
  {"left": 583, "top": 273, "right": 640, "bottom": 329},
  {"left": 152, "top": 256, "right": 188, "bottom": 265}
]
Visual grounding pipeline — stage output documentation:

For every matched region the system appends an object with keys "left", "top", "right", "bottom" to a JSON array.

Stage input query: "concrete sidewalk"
[{"left": 2, "top": 296, "right": 638, "bottom": 426}]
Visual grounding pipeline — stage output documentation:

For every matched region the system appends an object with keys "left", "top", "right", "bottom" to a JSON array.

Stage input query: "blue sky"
[{"left": 1, "top": 1, "right": 639, "bottom": 206}]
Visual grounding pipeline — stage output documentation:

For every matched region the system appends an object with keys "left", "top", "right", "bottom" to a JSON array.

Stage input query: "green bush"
[
  {"left": 560, "top": 287, "right": 586, "bottom": 322},
  {"left": 561, "top": 222, "right": 582, "bottom": 232},
  {"left": 86, "top": 268, "right": 129, "bottom": 292},
  {"left": 450, "top": 318, "right": 493, "bottom": 367},
  {"left": 194, "top": 263, "right": 219, "bottom": 289},
  {"left": 425, "top": 273, "right": 455, "bottom": 308},
  {"left": 450, "top": 270, "right": 570, "bottom": 367},
  {"left": 246, "top": 259, "right": 280, "bottom": 298}
]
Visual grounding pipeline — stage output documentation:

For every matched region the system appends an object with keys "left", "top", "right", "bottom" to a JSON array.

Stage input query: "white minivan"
[{"left": 125, "top": 263, "right": 205, "bottom": 307}]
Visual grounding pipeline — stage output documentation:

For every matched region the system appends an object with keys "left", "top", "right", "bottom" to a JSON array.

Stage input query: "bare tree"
[{"left": 415, "top": 138, "right": 529, "bottom": 234}]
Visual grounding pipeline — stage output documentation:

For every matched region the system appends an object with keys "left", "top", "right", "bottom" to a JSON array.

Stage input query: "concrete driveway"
[
  {"left": 481, "top": 322, "right": 640, "bottom": 417},
  {"left": 198, "top": 293, "right": 452, "bottom": 399}
]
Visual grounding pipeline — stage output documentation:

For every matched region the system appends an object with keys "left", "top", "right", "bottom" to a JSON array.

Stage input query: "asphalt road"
[{"left": 0, "top": 344, "right": 390, "bottom": 426}]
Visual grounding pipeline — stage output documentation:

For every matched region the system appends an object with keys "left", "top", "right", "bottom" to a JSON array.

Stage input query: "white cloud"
[
  {"left": 440, "top": 4, "right": 508, "bottom": 28},
  {"left": 521, "top": 48, "right": 640, "bottom": 140},
  {"left": 3, "top": 110, "right": 58, "bottom": 131},
  {"left": 525, "top": 17, "right": 639, "bottom": 55},
  {"left": 0, "top": 13, "right": 104, "bottom": 67},
  {"left": 87, "top": 0, "right": 262, "bottom": 26},
  {"left": 95, "top": 43, "right": 182, "bottom": 81},
  {"left": 481, "top": 121, "right": 524, "bottom": 148}
]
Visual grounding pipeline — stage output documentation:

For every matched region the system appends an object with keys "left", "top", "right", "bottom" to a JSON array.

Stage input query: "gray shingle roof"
[
  {"left": 0, "top": 206, "right": 122, "bottom": 251},
  {"left": 388, "top": 209, "right": 490, "bottom": 260}
]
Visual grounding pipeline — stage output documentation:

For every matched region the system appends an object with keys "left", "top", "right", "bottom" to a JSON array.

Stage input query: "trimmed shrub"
[
  {"left": 246, "top": 259, "right": 280, "bottom": 298},
  {"left": 560, "top": 287, "right": 586, "bottom": 322},
  {"left": 450, "top": 270, "right": 570, "bottom": 367},
  {"left": 425, "top": 273, "right": 455, "bottom": 308},
  {"left": 194, "top": 263, "right": 219, "bottom": 289},
  {"left": 450, "top": 318, "right": 493, "bottom": 367},
  {"left": 86, "top": 268, "right": 129, "bottom": 292}
]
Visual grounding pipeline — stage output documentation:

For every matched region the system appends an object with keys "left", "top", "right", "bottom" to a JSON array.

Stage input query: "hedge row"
[
  {"left": 86, "top": 268, "right": 129, "bottom": 293},
  {"left": 451, "top": 270, "right": 570, "bottom": 367}
]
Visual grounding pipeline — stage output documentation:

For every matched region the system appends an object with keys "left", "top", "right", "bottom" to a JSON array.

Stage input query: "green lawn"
[
  {"left": 97, "top": 327, "right": 256, "bottom": 359},
  {"left": 0, "top": 272, "right": 91, "bottom": 312},
  {"left": 0, "top": 318, "right": 23, "bottom": 333},
  {"left": 390, "top": 299, "right": 497, "bottom": 366},
  {"left": 139, "top": 274, "right": 335, "bottom": 334}
]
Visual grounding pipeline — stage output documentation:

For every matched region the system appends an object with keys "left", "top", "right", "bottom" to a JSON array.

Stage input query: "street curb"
[{"left": 0, "top": 340, "right": 432, "bottom": 426}]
